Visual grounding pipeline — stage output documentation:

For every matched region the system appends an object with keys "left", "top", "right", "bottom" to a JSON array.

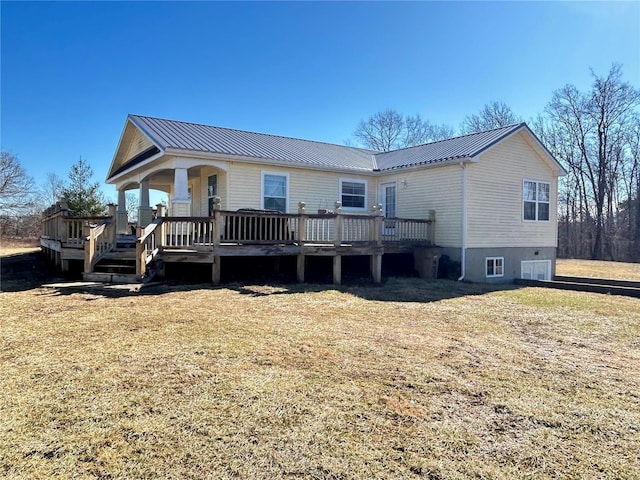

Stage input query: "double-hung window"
[
  {"left": 523, "top": 180, "right": 550, "bottom": 221},
  {"left": 262, "top": 173, "right": 288, "bottom": 213},
  {"left": 486, "top": 257, "right": 504, "bottom": 278},
  {"left": 340, "top": 180, "right": 366, "bottom": 210}
]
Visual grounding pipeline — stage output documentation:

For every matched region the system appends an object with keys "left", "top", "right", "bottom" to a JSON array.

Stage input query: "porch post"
[
  {"left": 171, "top": 168, "right": 191, "bottom": 217},
  {"left": 138, "top": 180, "right": 153, "bottom": 227},
  {"left": 116, "top": 189, "right": 129, "bottom": 234}
]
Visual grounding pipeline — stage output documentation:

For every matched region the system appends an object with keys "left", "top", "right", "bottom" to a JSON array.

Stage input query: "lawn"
[
  {"left": 1, "top": 247, "right": 639, "bottom": 479},
  {"left": 557, "top": 258, "right": 640, "bottom": 281}
]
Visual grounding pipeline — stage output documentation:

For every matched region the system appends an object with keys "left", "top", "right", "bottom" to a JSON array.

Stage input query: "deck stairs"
[{"left": 84, "top": 235, "right": 142, "bottom": 284}]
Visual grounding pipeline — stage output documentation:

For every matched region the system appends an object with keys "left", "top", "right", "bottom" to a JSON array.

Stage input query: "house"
[{"left": 41, "top": 114, "right": 565, "bottom": 284}]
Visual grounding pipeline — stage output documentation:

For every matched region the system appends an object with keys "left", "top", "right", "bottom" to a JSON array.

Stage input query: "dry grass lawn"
[
  {"left": 1, "top": 247, "right": 639, "bottom": 479},
  {"left": 557, "top": 258, "right": 640, "bottom": 281}
]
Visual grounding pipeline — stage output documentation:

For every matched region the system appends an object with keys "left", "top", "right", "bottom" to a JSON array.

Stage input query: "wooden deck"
[{"left": 41, "top": 203, "right": 439, "bottom": 284}]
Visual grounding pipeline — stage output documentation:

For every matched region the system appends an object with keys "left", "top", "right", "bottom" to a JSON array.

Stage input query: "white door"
[
  {"left": 380, "top": 183, "right": 397, "bottom": 237},
  {"left": 521, "top": 260, "right": 551, "bottom": 280}
]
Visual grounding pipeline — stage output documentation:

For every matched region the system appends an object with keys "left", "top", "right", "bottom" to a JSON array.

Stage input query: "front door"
[{"left": 380, "top": 183, "right": 397, "bottom": 237}]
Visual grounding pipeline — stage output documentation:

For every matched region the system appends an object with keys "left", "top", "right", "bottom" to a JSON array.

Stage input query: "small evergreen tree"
[{"left": 61, "top": 158, "right": 107, "bottom": 216}]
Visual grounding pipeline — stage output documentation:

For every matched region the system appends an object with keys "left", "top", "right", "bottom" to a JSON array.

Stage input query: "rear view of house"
[{"left": 41, "top": 115, "right": 565, "bottom": 284}]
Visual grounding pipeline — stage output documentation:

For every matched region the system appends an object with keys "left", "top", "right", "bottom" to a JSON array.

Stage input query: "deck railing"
[
  {"left": 41, "top": 202, "right": 112, "bottom": 247},
  {"left": 84, "top": 217, "right": 116, "bottom": 273},
  {"left": 135, "top": 203, "right": 434, "bottom": 276}
]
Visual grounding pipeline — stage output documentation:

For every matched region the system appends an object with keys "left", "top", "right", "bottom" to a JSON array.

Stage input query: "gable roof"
[{"left": 108, "top": 115, "right": 565, "bottom": 182}]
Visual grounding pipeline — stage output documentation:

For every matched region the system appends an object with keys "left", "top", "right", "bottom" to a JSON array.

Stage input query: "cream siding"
[
  {"left": 466, "top": 131, "right": 558, "bottom": 248},
  {"left": 224, "top": 163, "right": 375, "bottom": 213},
  {"left": 197, "top": 167, "right": 228, "bottom": 214},
  {"left": 377, "top": 165, "right": 462, "bottom": 247},
  {"left": 126, "top": 128, "right": 154, "bottom": 161}
]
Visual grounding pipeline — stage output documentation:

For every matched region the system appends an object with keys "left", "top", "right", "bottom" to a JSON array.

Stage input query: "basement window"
[{"left": 486, "top": 257, "right": 504, "bottom": 278}]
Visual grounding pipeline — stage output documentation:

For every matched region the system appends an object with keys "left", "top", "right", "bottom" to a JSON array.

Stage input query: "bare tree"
[
  {"left": 0, "top": 152, "right": 33, "bottom": 215},
  {"left": 545, "top": 64, "right": 640, "bottom": 260},
  {"left": 126, "top": 191, "right": 139, "bottom": 223},
  {"left": 354, "top": 109, "right": 455, "bottom": 151},
  {"left": 460, "top": 101, "right": 521, "bottom": 134},
  {"left": 38, "top": 172, "right": 65, "bottom": 208}
]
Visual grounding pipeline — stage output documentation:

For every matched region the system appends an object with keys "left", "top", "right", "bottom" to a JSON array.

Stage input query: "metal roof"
[
  {"left": 129, "top": 114, "right": 377, "bottom": 172},
  {"left": 374, "top": 123, "right": 526, "bottom": 171}
]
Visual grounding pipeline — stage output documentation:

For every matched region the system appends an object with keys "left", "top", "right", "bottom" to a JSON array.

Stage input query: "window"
[
  {"left": 262, "top": 173, "right": 288, "bottom": 213},
  {"left": 207, "top": 174, "right": 218, "bottom": 215},
  {"left": 521, "top": 260, "right": 551, "bottom": 281},
  {"left": 340, "top": 180, "right": 366, "bottom": 209},
  {"left": 486, "top": 257, "right": 504, "bottom": 278},
  {"left": 523, "top": 180, "right": 550, "bottom": 221}
]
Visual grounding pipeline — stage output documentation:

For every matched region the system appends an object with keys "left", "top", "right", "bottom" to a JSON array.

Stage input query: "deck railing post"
[
  {"left": 371, "top": 204, "right": 383, "bottom": 283},
  {"left": 212, "top": 196, "right": 221, "bottom": 283},
  {"left": 297, "top": 202, "right": 306, "bottom": 282},
  {"left": 84, "top": 224, "right": 95, "bottom": 274},
  {"left": 332, "top": 201, "right": 343, "bottom": 285},
  {"left": 136, "top": 226, "right": 145, "bottom": 277}
]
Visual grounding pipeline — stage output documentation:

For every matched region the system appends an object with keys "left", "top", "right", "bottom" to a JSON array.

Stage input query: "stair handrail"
[
  {"left": 136, "top": 218, "right": 164, "bottom": 277},
  {"left": 84, "top": 217, "right": 115, "bottom": 274}
]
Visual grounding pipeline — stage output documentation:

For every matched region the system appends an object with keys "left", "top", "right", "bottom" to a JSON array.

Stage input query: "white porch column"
[
  {"left": 116, "top": 189, "right": 129, "bottom": 234},
  {"left": 171, "top": 168, "right": 191, "bottom": 217},
  {"left": 138, "top": 180, "right": 153, "bottom": 227}
]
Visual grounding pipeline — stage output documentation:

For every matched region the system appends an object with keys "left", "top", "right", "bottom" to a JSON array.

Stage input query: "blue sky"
[{"left": 2, "top": 1, "right": 639, "bottom": 204}]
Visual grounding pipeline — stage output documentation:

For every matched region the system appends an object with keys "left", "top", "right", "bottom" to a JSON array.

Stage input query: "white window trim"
[
  {"left": 261, "top": 171, "right": 290, "bottom": 213},
  {"left": 339, "top": 178, "right": 367, "bottom": 211},
  {"left": 485, "top": 256, "right": 504, "bottom": 278},
  {"left": 522, "top": 179, "right": 551, "bottom": 222}
]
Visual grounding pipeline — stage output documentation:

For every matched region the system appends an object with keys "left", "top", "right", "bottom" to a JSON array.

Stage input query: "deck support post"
[
  {"left": 372, "top": 204, "right": 384, "bottom": 283},
  {"left": 212, "top": 256, "right": 221, "bottom": 284},
  {"left": 370, "top": 255, "right": 382, "bottom": 284},
  {"left": 297, "top": 202, "right": 306, "bottom": 283},
  {"left": 297, "top": 255, "right": 305, "bottom": 283},
  {"left": 333, "top": 255, "right": 341, "bottom": 285},
  {"left": 212, "top": 198, "right": 221, "bottom": 284}
]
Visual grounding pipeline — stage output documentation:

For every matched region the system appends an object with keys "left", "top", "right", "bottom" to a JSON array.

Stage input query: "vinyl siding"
[
  {"left": 225, "top": 163, "right": 375, "bottom": 213},
  {"left": 126, "top": 128, "right": 154, "bottom": 161},
  {"left": 466, "top": 131, "right": 558, "bottom": 248},
  {"left": 377, "top": 165, "right": 462, "bottom": 247}
]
